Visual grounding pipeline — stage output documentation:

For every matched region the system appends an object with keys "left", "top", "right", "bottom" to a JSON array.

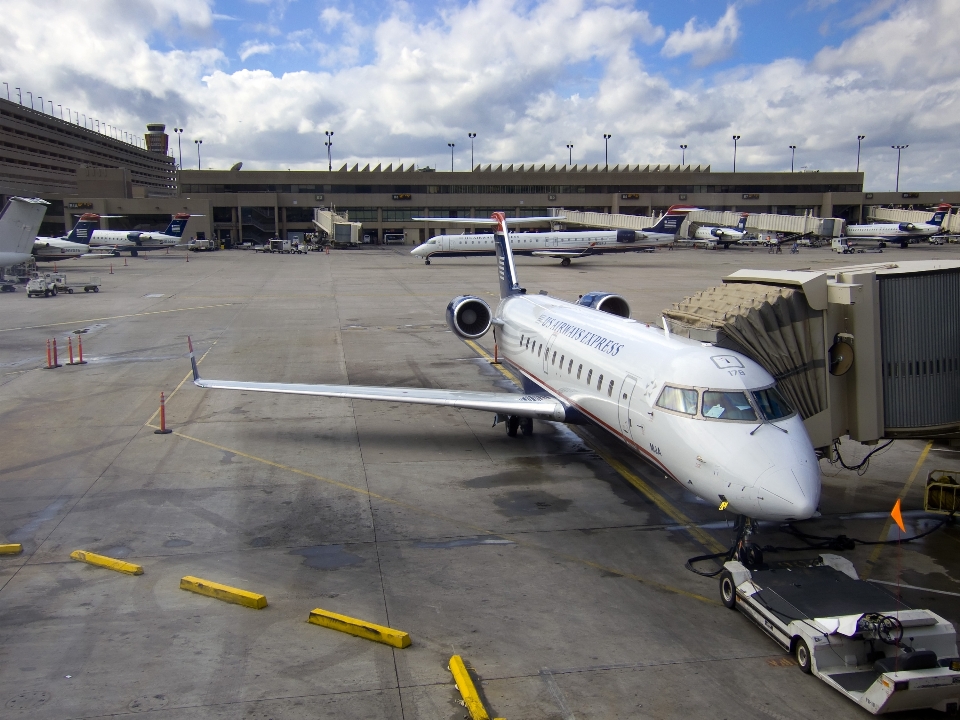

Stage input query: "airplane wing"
[
  {"left": 188, "top": 339, "right": 566, "bottom": 421},
  {"left": 531, "top": 250, "right": 593, "bottom": 259}
]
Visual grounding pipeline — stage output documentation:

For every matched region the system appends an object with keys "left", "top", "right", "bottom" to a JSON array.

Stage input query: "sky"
[{"left": 0, "top": 0, "right": 956, "bottom": 190}]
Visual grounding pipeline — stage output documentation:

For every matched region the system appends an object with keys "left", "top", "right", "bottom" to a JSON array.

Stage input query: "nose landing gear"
[{"left": 733, "top": 515, "right": 764, "bottom": 569}]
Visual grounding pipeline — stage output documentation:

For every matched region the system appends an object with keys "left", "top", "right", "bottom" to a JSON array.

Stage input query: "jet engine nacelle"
[
  {"left": 446, "top": 295, "right": 492, "bottom": 339},
  {"left": 576, "top": 291, "right": 631, "bottom": 318},
  {"left": 899, "top": 223, "right": 917, "bottom": 232},
  {"left": 616, "top": 230, "right": 637, "bottom": 243}
]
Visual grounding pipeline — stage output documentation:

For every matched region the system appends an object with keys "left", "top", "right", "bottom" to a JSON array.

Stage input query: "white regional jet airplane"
[
  {"left": 87, "top": 213, "right": 193, "bottom": 256},
  {"left": 410, "top": 208, "right": 692, "bottom": 266},
  {"left": 691, "top": 213, "right": 750, "bottom": 248},
  {"left": 33, "top": 214, "right": 113, "bottom": 261},
  {"left": 189, "top": 212, "right": 820, "bottom": 556},
  {"left": 844, "top": 204, "right": 951, "bottom": 248},
  {"left": 0, "top": 196, "right": 50, "bottom": 266}
]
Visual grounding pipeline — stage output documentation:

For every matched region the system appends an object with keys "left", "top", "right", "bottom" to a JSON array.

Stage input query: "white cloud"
[
  {"left": 239, "top": 41, "right": 276, "bottom": 61},
  {"left": 662, "top": 5, "right": 739, "bottom": 67},
  {"left": 2, "top": 0, "right": 960, "bottom": 190}
]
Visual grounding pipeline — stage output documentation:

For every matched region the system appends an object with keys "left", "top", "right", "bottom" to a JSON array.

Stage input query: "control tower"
[{"left": 144, "top": 123, "right": 169, "bottom": 154}]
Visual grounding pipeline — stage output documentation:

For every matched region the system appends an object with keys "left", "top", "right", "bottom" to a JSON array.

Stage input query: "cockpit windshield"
[
  {"left": 655, "top": 385, "right": 698, "bottom": 415},
  {"left": 752, "top": 386, "right": 794, "bottom": 420},
  {"left": 702, "top": 391, "right": 757, "bottom": 421}
]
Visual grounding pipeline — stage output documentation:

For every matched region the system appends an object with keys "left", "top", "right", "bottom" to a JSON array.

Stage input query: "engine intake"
[
  {"left": 577, "top": 292, "right": 631, "bottom": 318},
  {"left": 446, "top": 295, "right": 492, "bottom": 339}
]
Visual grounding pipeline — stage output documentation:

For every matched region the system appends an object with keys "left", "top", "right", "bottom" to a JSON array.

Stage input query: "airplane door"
[
  {"left": 543, "top": 334, "right": 557, "bottom": 374},
  {"left": 441, "top": 237, "right": 450, "bottom": 252},
  {"left": 618, "top": 375, "right": 638, "bottom": 435}
]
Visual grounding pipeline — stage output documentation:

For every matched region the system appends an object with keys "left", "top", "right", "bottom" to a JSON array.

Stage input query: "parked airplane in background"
[
  {"left": 410, "top": 207, "right": 695, "bottom": 265},
  {"left": 189, "top": 211, "right": 820, "bottom": 560},
  {"left": 690, "top": 214, "right": 750, "bottom": 248},
  {"left": 87, "top": 213, "right": 193, "bottom": 256},
  {"left": 844, "top": 204, "right": 951, "bottom": 248},
  {"left": 0, "top": 197, "right": 49, "bottom": 266},
  {"left": 33, "top": 214, "right": 110, "bottom": 261}
]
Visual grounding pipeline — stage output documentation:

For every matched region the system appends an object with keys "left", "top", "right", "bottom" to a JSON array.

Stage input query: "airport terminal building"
[{"left": 3, "top": 98, "right": 959, "bottom": 245}]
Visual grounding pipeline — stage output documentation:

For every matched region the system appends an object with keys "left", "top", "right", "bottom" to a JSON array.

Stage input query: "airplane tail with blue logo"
[
  {"left": 643, "top": 206, "right": 697, "bottom": 235},
  {"left": 737, "top": 213, "right": 749, "bottom": 232},
  {"left": 66, "top": 213, "right": 101, "bottom": 244},
  {"left": 164, "top": 213, "right": 191, "bottom": 238},
  {"left": 928, "top": 204, "right": 951, "bottom": 227},
  {"left": 492, "top": 212, "right": 523, "bottom": 299}
]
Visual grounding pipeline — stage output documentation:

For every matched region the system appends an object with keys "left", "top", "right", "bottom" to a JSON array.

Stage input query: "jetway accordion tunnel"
[{"left": 663, "top": 261, "right": 960, "bottom": 451}]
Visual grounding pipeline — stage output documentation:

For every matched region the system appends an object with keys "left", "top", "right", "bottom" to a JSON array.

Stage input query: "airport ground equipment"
[
  {"left": 268, "top": 238, "right": 292, "bottom": 254},
  {"left": 312, "top": 208, "right": 361, "bottom": 248},
  {"left": 26, "top": 273, "right": 58, "bottom": 297},
  {"left": 663, "top": 260, "right": 960, "bottom": 452},
  {"left": 924, "top": 470, "right": 959, "bottom": 516},
  {"left": 720, "top": 554, "right": 960, "bottom": 714}
]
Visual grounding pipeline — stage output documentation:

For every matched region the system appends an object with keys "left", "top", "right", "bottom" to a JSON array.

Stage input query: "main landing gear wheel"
[
  {"left": 795, "top": 638, "right": 813, "bottom": 674},
  {"left": 719, "top": 570, "right": 737, "bottom": 609},
  {"left": 519, "top": 418, "right": 534, "bottom": 436},
  {"left": 560, "top": 258, "right": 571, "bottom": 267},
  {"left": 506, "top": 416, "right": 520, "bottom": 437},
  {"left": 131, "top": 249, "right": 139, "bottom": 257}
]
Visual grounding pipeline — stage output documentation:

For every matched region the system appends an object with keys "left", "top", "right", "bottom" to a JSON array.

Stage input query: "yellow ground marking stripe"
[
  {"left": 463, "top": 339, "right": 520, "bottom": 384},
  {"left": 0, "top": 303, "right": 235, "bottom": 333},
  {"left": 149, "top": 426, "right": 715, "bottom": 605},
  {"left": 307, "top": 608, "right": 411, "bottom": 648},
  {"left": 0, "top": 543, "right": 23, "bottom": 555},
  {"left": 864, "top": 440, "right": 933, "bottom": 578},
  {"left": 449, "top": 655, "right": 494, "bottom": 720},
  {"left": 70, "top": 550, "right": 144, "bottom": 575},
  {"left": 464, "top": 339, "right": 726, "bottom": 555},
  {"left": 179, "top": 575, "right": 267, "bottom": 609}
]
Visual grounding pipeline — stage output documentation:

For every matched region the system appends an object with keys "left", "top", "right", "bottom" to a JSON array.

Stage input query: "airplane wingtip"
[{"left": 187, "top": 336, "right": 200, "bottom": 382}]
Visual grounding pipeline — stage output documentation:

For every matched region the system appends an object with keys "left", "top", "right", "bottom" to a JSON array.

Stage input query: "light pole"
[
  {"left": 15, "top": 87, "right": 21, "bottom": 105},
  {"left": 857, "top": 135, "right": 866, "bottom": 172},
  {"left": 448, "top": 143, "right": 455, "bottom": 171},
  {"left": 603, "top": 133, "right": 612, "bottom": 170},
  {"left": 2, "top": 82, "right": 7, "bottom": 100},
  {"left": 680, "top": 144, "right": 687, "bottom": 165},
  {"left": 468, "top": 132, "right": 476, "bottom": 170},
  {"left": 37, "top": 96, "right": 42, "bottom": 113},
  {"left": 789, "top": 145, "right": 797, "bottom": 172},
  {"left": 26, "top": 91, "right": 33, "bottom": 109},
  {"left": 325, "top": 130, "right": 333, "bottom": 171},
  {"left": 58, "top": 105, "right": 62, "bottom": 120},
  {"left": 566, "top": 143, "right": 573, "bottom": 166},
  {"left": 195, "top": 139, "right": 202, "bottom": 170},
  {"left": 173, "top": 128, "right": 184, "bottom": 169},
  {"left": 48, "top": 100, "right": 53, "bottom": 114},
  {"left": 892, "top": 144, "right": 908, "bottom": 192},
  {"left": 732, "top": 135, "right": 741, "bottom": 172}
]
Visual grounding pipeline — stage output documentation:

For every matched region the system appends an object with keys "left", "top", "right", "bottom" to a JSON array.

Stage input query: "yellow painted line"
[
  {"left": 0, "top": 303, "right": 235, "bottom": 333},
  {"left": 864, "top": 440, "right": 933, "bottom": 578},
  {"left": 0, "top": 543, "right": 23, "bottom": 555},
  {"left": 70, "top": 550, "right": 144, "bottom": 575},
  {"left": 152, "top": 427, "right": 716, "bottom": 605},
  {"left": 449, "top": 655, "right": 494, "bottom": 720},
  {"left": 179, "top": 576, "right": 267, "bottom": 609},
  {"left": 463, "top": 339, "right": 520, "bottom": 384},
  {"left": 307, "top": 607, "right": 411, "bottom": 648},
  {"left": 464, "top": 340, "right": 725, "bottom": 556}
]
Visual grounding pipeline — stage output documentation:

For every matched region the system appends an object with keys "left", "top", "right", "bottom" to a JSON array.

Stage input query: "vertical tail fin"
[
  {"left": 929, "top": 204, "right": 951, "bottom": 227},
  {"left": 0, "top": 197, "right": 49, "bottom": 255},
  {"left": 165, "top": 213, "right": 191, "bottom": 238},
  {"left": 737, "top": 214, "right": 748, "bottom": 232},
  {"left": 643, "top": 211, "right": 685, "bottom": 235},
  {"left": 66, "top": 213, "right": 101, "bottom": 244},
  {"left": 491, "top": 212, "right": 522, "bottom": 299}
]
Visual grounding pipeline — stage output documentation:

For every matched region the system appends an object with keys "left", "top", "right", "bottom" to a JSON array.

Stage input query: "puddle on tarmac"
[
  {"left": 104, "top": 546, "right": 131, "bottom": 557},
  {"left": 9, "top": 498, "right": 69, "bottom": 542},
  {"left": 414, "top": 536, "right": 515, "bottom": 549},
  {"left": 249, "top": 536, "right": 271, "bottom": 547},
  {"left": 494, "top": 490, "right": 572, "bottom": 517},
  {"left": 290, "top": 544, "right": 365, "bottom": 570},
  {"left": 163, "top": 539, "right": 193, "bottom": 548}
]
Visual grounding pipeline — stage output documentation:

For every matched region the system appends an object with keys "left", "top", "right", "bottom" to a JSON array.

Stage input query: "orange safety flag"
[{"left": 890, "top": 498, "right": 906, "bottom": 533}]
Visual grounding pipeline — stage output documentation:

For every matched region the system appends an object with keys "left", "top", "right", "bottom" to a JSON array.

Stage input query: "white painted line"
[{"left": 867, "top": 579, "right": 960, "bottom": 598}]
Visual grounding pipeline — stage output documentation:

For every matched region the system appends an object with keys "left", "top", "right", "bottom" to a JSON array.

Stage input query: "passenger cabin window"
[
  {"left": 520, "top": 334, "right": 524, "bottom": 346},
  {"left": 656, "top": 385, "right": 698, "bottom": 415},
  {"left": 559, "top": 355, "right": 564, "bottom": 368},
  {"left": 577, "top": 364, "right": 582, "bottom": 379},
  {"left": 568, "top": 359, "right": 573, "bottom": 373},
  {"left": 702, "top": 391, "right": 757, "bottom": 421},
  {"left": 586, "top": 369, "right": 593, "bottom": 384},
  {"left": 525, "top": 338, "right": 530, "bottom": 349},
  {"left": 752, "top": 386, "right": 794, "bottom": 420},
  {"left": 538, "top": 344, "right": 542, "bottom": 357},
  {"left": 552, "top": 351, "right": 556, "bottom": 365},
  {"left": 608, "top": 380, "right": 614, "bottom": 396},
  {"left": 597, "top": 374, "right": 603, "bottom": 391}
]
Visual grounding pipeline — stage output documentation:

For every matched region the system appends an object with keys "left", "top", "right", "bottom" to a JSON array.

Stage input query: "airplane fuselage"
[
  {"left": 845, "top": 223, "right": 940, "bottom": 241},
  {"left": 89, "top": 229, "right": 183, "bottom": 252},
  {"left": 495, "top": 293, "right": 820, "bottom": 522},
  {"left": 411, "top": 229, "right": 672, "bottom": 259}
]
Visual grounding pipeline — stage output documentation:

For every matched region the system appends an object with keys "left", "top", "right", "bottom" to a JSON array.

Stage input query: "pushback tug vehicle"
[{"left": 720, "top": 554, "right": 960, "bottom": 714}]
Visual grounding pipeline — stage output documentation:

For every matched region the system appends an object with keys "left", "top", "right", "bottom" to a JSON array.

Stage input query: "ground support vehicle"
[
  {"left": 720, "top": 554, "right": 960, "bottom": 714},
  {"left": 70, "top": 275, "right": 101, "bottom": 293},
  {"left": 269, "top": 239, "right": 292, "bottom": 254},
  {"left": 26, "top": 273, "right": 58, "bottom": 297}
]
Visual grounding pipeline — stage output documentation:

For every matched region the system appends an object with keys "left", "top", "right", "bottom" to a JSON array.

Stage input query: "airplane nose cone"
[
  {"left": 411, "top": 245, "right": 426, "bottom": 256},
  {"left": 756, "top": 466, "right": 820, "bottom": 521}
]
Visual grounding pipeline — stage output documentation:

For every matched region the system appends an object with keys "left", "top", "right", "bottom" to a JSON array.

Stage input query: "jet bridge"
[
  {"left": 662, "top": 260, "right": 960, "bottom": 452},
  {"left": 312, "top": 208, "right": 361, "bottom": 247}
]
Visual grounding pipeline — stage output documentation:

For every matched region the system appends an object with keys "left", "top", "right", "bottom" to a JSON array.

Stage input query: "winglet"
[{"left": 188, "top": 336, "right": 200, "bottom": 382}]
